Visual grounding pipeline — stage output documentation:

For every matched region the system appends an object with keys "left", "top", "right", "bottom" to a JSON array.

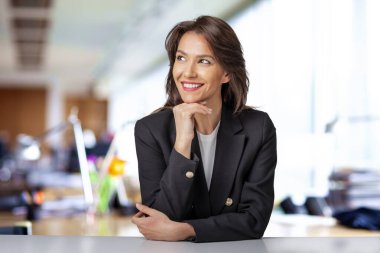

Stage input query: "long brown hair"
[{"left": 162, "top": 15, "right": 249, "bottom": 114}]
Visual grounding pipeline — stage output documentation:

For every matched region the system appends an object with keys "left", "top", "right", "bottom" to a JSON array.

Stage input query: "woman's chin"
[{"left": 181, "top": 97, "right": 202, "bottom": 104}]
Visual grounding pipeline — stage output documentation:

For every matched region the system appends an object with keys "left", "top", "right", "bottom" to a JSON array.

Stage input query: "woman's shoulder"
[
  {"left": 135, "top": 107, "right": 173, "bottom": 129},
  {"left": 239, "top": 107, "right": 270, "bottom": 120},
  {"left": 238, "top": 107, "right": 275, "bottom": 129}
]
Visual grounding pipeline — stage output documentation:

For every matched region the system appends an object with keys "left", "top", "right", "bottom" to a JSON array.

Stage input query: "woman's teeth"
[{"left": 183, "top": 83, "right": 202, "bottom": 88}]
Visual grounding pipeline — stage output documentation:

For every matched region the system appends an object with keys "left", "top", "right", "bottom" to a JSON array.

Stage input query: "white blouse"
[{"left": 196, "top": 121, "right": 221, "bottom": 190}]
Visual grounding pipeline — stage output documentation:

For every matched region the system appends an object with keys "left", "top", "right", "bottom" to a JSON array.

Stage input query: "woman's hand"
[
  {"left": 131, "top": 203, "right": 195, "bottom": 241},
  {"left": 173, "top": 102, "right": 212, "bottom": 158}
]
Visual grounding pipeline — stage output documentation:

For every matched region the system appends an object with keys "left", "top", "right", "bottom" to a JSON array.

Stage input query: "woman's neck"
[{"left": 194, "top": 100, "right": 222, "bottom": 135}]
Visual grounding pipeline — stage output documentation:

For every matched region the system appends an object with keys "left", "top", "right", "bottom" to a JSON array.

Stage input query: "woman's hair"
[{"left": 162, "top": 15, "right": 250, "bottom": 114}]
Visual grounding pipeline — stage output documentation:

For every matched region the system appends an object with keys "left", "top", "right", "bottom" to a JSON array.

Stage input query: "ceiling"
[{"left": 0, "top": 0, "right": 254, "bottom": 96}]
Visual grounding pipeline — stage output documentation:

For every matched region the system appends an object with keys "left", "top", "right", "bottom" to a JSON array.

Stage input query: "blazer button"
[
  {"left": 185, "top": 171, "right": 194, "bottom": 179},
  {"left": 225, "top": 198, "right": 233, "bottom": 206}
]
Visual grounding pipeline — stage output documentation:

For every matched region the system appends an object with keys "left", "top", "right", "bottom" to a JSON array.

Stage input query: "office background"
[{"left": 1, "top": 0, "right": 380, "bottom": 221}]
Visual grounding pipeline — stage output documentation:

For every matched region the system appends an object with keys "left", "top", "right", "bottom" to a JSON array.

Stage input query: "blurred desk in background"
[
  {"left": 265, "top": 213, "right": 380, "bottom": 237},
  {"left": 2, "top": 211, "right": 380, "bottom": 237},
  {"left": 0, "top": 211, "right": 139, "bottom": 237}
]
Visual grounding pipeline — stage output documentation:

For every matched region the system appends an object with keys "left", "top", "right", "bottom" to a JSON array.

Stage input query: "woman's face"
[{"left": 172, "top": 31, "right": 229, "bottom": 106}]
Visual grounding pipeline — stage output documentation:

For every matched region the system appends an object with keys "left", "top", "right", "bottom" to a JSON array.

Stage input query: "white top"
[{"left": 197, "top": 121, "right": 221, "bottom": 190}]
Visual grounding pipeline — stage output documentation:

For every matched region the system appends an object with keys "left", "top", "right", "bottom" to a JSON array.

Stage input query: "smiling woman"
[
  {"left": 132, "top": 15, "right": 277, "bottom": 243},
  {"left": 172, "top": 32, "right": 229, "bottom": 108}
]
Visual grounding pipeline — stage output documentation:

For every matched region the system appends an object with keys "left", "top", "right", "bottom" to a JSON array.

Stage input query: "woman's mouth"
[{"left": 182, "top": 82, "right": 204, "bottom": 91}]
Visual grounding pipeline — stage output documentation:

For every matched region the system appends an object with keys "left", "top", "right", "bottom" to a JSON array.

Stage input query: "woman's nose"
[{"left": 183, "top": 61, "right": 197, "bottom": 78}]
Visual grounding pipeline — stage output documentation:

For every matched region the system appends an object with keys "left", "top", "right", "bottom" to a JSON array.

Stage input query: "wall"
[
  {"left": 0, "top": 87, "right": 46, "bottom": 148},
  {"left": 65, "top": 96, "right": 108, "bottom": 140}
]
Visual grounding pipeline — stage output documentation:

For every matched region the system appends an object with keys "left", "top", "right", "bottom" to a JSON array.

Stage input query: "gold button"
[
  {"left": 185, "top": 171, "right": 194, "bottom": 179},
  {"left": 225, "top": 198, "right": 233, "bottom": 206}
]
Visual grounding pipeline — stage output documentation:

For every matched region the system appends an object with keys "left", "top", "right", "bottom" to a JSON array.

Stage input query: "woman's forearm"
[
  {"left": 174, "top": 138, "right": 192, "bottom": 159},
  {"left": 173, "top": 222, "right": 196, "bottom": 241}
]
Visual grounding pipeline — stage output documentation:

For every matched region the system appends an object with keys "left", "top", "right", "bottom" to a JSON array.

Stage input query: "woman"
[{"left": 132, "top": 15, "right": 277, "bottom": 242}]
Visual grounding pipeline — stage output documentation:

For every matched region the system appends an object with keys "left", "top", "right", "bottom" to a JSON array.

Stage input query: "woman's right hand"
[{"left": 173, "top": 103, "right": 212, "bottom": 159}]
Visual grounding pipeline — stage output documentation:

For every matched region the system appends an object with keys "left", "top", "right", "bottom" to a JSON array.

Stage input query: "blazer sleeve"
[
  {"left": 134, "top": 119, "right": 199, "bottom": 221},
  {"left": 187, "top": 114, "right": 277, "bottom": 242}
]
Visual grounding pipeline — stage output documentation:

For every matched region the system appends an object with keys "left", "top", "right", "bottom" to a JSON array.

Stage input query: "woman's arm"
[
  {"left": 135, "top": 119, "right": 198, "bottom": 221},
  {"left": 134, "top": 103, "right": 212, "bottom": 221},
  {"left": 132, "top": 203, "right": 196, "bottom": 241}
]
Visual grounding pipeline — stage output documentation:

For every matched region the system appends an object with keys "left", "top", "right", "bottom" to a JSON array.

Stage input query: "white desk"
[{"left": 0, "top": 235, "right": 379, "bottom": 253}]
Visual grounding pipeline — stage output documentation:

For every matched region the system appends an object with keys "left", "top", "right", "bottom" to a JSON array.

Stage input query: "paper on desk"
[
  {"left": 27, "top": 171, "right": 83, "bottom": 188},
  {"left": 270, "top": 213, "right": 337, "bottom": 226}
]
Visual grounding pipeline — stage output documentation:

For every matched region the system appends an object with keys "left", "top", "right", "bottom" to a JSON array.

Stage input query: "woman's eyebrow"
[
  {"left": 176, "top": 49, "right": 188, "bottom": 55},
  {"left": 176, "top": 49, "right": 215, "bottom": 60}
]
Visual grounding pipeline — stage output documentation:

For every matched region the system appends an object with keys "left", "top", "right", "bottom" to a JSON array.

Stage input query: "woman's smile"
[{"left": 181, "top": 81, "right": 204, "bottom": 91}]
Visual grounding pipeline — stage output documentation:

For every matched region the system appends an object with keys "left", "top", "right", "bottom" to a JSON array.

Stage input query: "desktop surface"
[{"left": 0, "top": 235, "right": 379, "bottom": 253}]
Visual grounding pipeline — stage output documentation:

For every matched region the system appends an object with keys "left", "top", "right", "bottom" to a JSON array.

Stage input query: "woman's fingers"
[
  {"left": 136, "top": 203, "right": 164, "bottom": 217},
  {"left": 173, "top": 102, "right": 212, "bottom": 117},
  {"left": 131, "top": 211, "right": 145, "bottom": 225}
]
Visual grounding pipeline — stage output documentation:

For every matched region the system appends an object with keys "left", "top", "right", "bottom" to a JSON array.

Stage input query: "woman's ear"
[{"left": 221, "top": 72, "right": 230, "bottom": 84}]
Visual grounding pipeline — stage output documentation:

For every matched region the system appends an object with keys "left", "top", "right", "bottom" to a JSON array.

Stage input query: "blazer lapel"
[{"left": 209, "top": 105, "right": 246, "bottom": 214}]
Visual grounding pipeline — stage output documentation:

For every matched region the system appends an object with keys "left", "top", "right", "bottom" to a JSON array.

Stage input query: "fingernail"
[{"left": 136, "top": 203, "right": 141, "bottom": 209}]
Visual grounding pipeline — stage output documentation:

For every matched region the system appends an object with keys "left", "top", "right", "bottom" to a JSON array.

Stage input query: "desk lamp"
[{"left": 17, "top": 108, "right": 94, "bottom": 207}]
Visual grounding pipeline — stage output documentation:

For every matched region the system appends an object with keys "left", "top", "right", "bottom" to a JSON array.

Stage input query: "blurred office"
[{"left": 1, "top": 0, "right": 380, "bottom": 236}]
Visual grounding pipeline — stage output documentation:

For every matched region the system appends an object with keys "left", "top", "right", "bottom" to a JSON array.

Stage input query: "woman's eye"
[
  {"left": 199, "top": 59, "right": 210, "bottom": 64},
  {"left": 176, "top": 55, "right": 185, "bottom": 61}
]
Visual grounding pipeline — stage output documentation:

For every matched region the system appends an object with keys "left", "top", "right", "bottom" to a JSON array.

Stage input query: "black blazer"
[{"left": 134, "top": 104, "right": 277, "bottom": 242}]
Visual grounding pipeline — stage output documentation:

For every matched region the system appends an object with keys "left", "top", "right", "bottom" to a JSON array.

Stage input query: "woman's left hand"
[{"left": 131, "top": 203, "right": 195, "bottom": 241}]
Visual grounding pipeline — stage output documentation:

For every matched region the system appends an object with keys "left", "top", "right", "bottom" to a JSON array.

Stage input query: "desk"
[
  {"left": 265, "top": 213, "right": 380, "bottom": 237},
  {"left": 0, "top": 212, "right": 140, "bottom": 237},
  {"left": 0, "top": 235, "right": 379, "bottom": 253},
  {"left": 2, "top": 212, "right": 380, "bottom": 237}
]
